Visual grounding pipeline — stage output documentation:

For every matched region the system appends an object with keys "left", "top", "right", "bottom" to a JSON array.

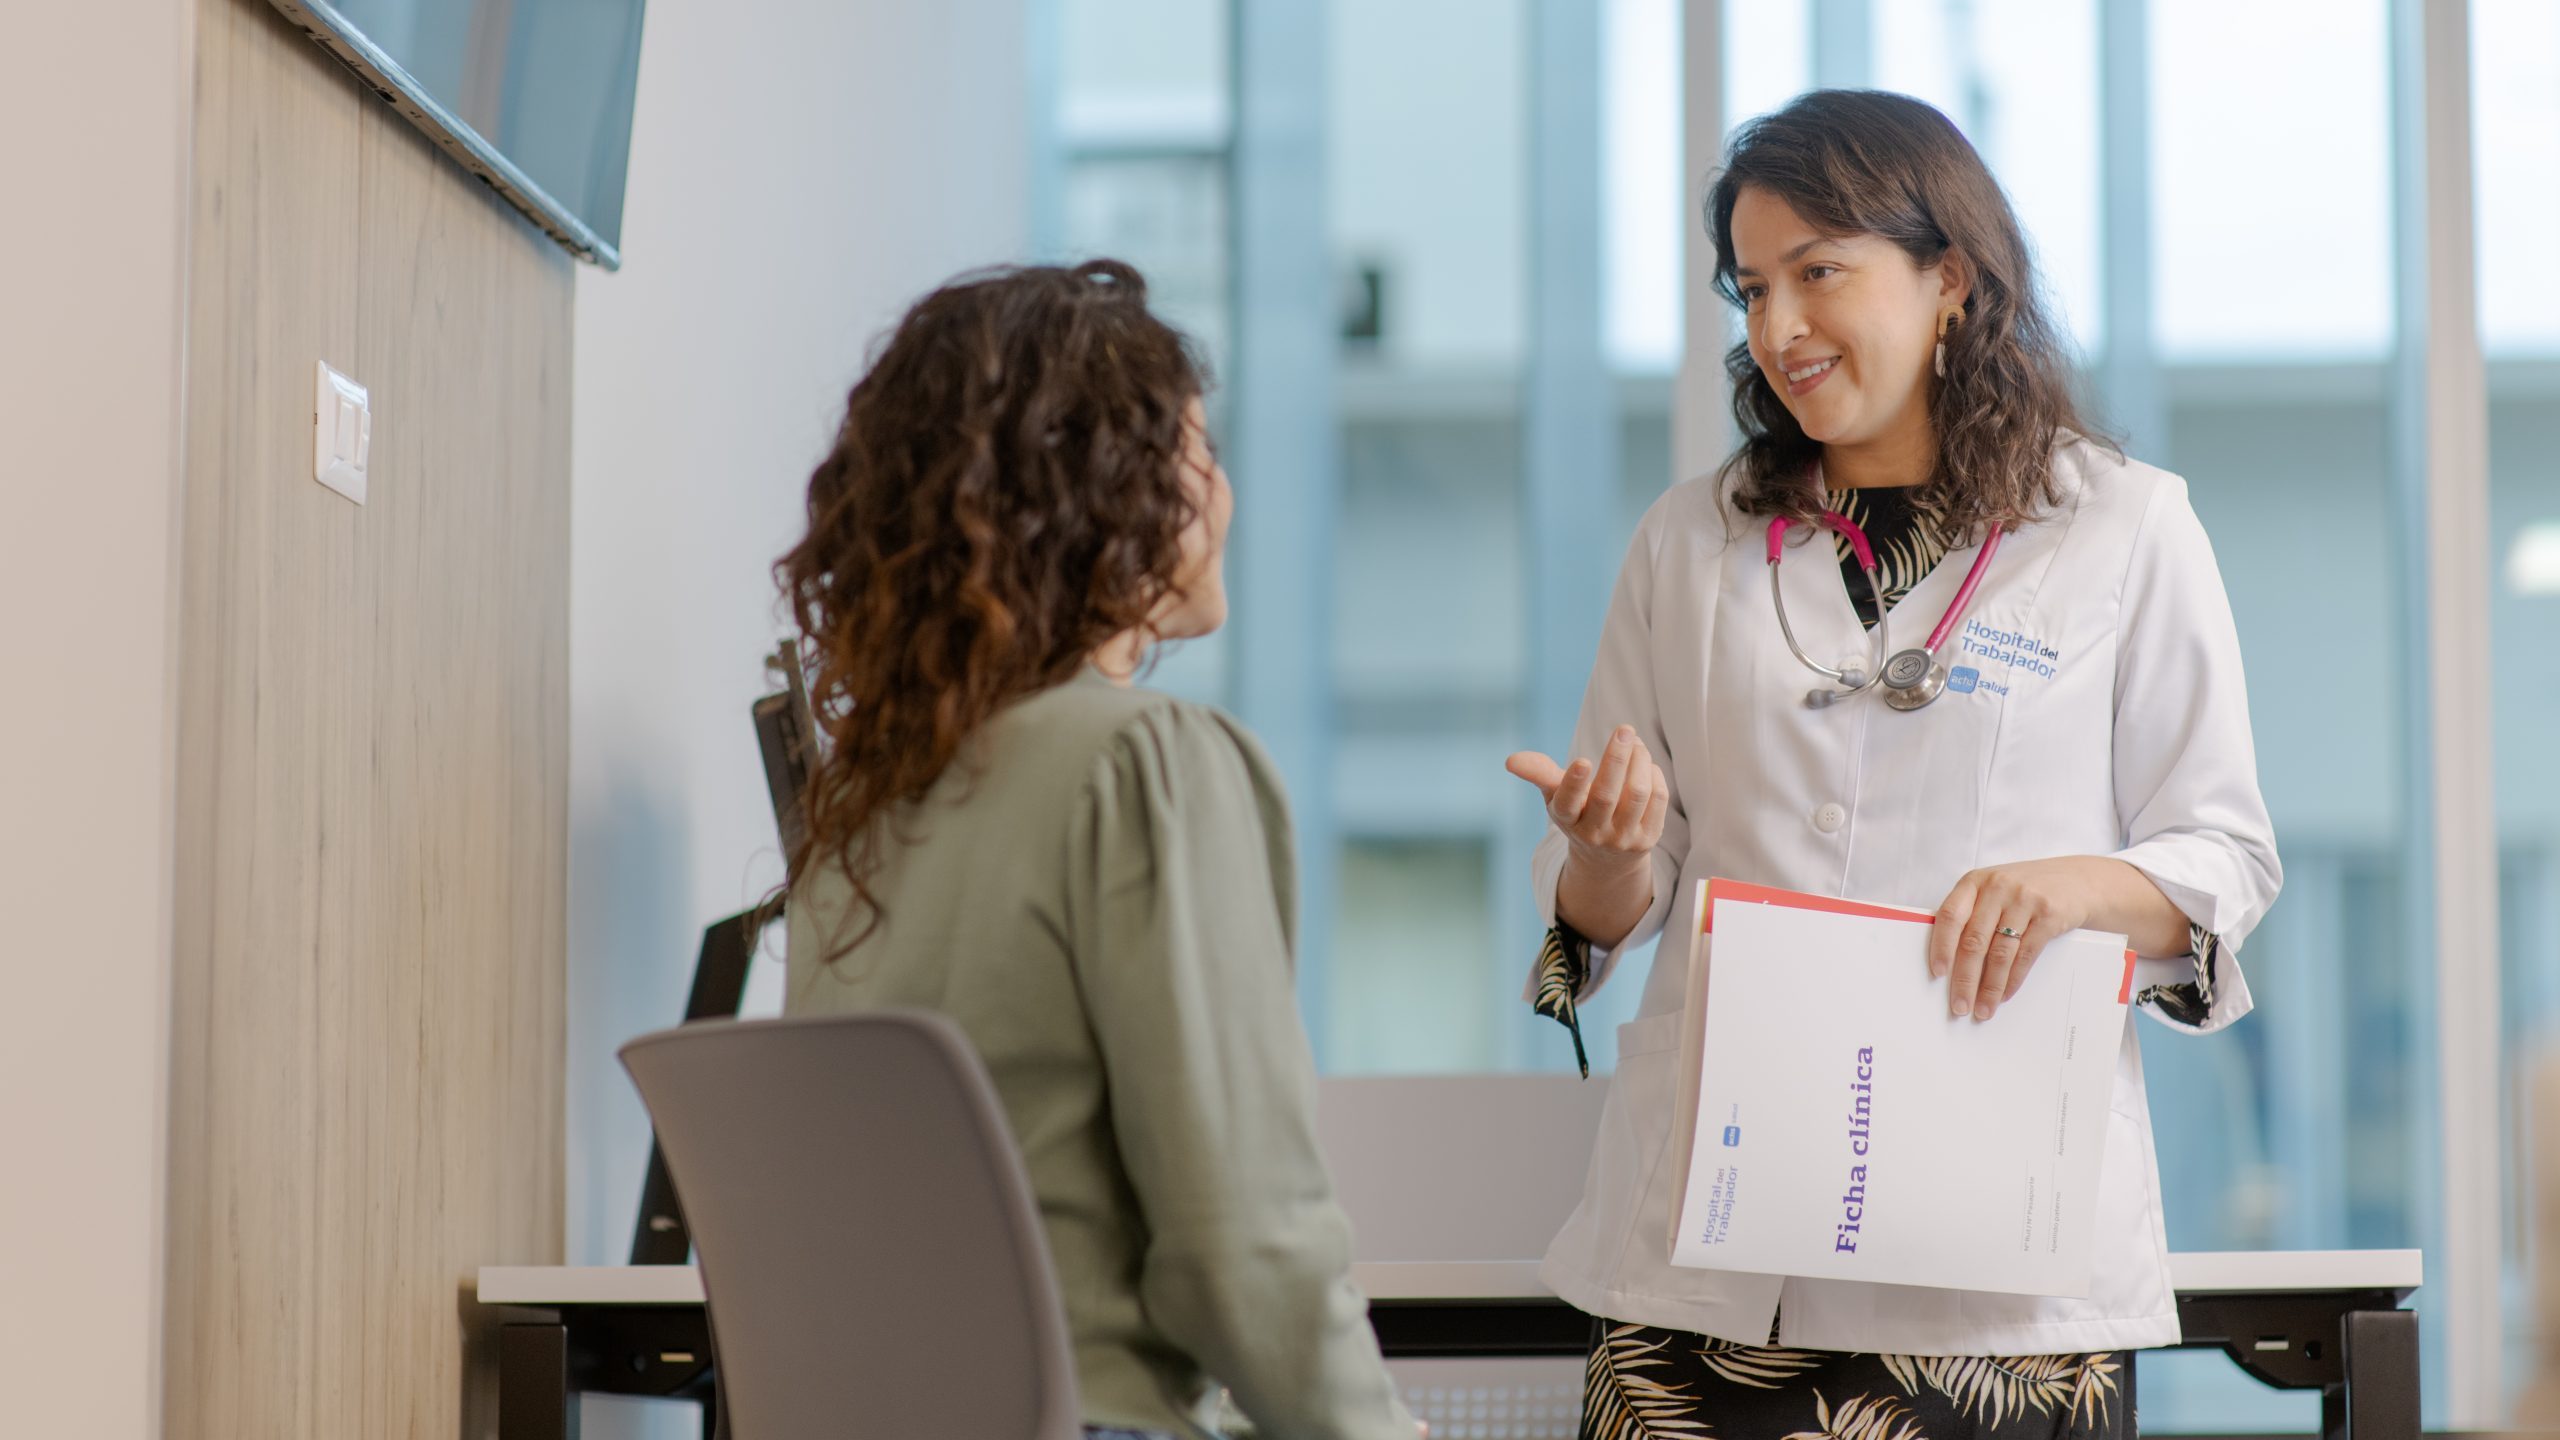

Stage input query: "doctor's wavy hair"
[
  {"left": 776, "top": 260, "right": 1210, "bottom": 955},
  {"left": 1706, "top": 89, "right": 2110, "bottom": 544}
]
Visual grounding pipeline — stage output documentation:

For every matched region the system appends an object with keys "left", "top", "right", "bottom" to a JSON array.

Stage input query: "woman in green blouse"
[{"left": 776, "top": 261, "right": 1417, "bottom": 1440}]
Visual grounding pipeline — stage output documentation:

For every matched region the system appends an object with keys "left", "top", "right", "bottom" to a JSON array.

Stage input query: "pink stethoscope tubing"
[{"left": 1764, "top": 512, "right": 2004, "bottom": 710}]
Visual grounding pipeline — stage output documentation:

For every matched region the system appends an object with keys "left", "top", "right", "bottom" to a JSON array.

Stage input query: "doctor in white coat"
[{"left": 1504, "top": 91, "right": 2280, "bottom": 1440}]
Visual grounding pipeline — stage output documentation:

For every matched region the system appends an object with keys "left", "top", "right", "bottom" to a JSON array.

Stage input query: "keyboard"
[{"left": 1391, "top": 1357, "right": 1583, "bottom": 1440}]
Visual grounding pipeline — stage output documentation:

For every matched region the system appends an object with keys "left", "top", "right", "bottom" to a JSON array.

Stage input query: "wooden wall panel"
[{"left": 167, "top": 2, "right": 572, "bottom": 1436}]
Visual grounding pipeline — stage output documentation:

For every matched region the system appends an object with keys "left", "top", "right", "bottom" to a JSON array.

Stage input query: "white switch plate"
[{"left": 315, "top": 360, "right": 371, "bottom": 504}]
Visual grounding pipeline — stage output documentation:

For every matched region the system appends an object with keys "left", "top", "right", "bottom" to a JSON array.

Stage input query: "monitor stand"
[{"left": 628, "top": 904, "right": 768, "bottom": 1265}]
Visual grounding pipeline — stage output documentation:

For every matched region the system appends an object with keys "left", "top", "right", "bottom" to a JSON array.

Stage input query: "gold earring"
[{"left": 1934, "top": 306, "right": 1964, "bottom": 379}]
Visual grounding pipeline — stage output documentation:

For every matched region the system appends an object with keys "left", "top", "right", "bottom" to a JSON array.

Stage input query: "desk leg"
[
  {"left": 501, "top": 1323, "right": 580, "bottom": 1440},
  {"left": 2322, "top": 1308, "right": 2419, "bottom": 1440}
]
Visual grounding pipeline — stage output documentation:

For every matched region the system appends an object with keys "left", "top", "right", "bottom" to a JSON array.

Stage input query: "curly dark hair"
[
  {"left": 776, "top": 259, "right": 1209, "bottom": 955},
  {"left": 1705, "top": 89, "right": 2111, "bottom": 543}
]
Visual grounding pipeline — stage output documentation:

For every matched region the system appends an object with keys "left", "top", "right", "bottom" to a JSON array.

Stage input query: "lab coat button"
[{"left": 1813, "top": 802, "right": 1847, "bottom": 834}]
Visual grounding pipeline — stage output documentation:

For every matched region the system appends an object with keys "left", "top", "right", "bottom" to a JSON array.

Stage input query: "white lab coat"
[{"left": 1529, "top": 436, "right": 2281, "bottom": 1356}]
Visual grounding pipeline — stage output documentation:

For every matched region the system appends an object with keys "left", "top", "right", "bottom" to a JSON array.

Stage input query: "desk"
[{"left": 478, "top": 1250, "right": 2419, "bottom": 1440}]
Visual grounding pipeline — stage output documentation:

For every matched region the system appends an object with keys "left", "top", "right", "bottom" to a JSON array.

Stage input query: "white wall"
[
  {"left": 0, "top": 3, "right": 192, "bottom": 1435},
  {"left": 566, "top": 2, "right": 1028, "bottom": 1432}
]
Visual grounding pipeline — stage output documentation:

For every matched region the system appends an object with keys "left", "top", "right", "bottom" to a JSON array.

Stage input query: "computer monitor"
[
  {"left": 749, "top": 638, "right": 816, "bottom": 883},
  {"left": 629, "top": 639, "right": 818, "bottom": 1265}
]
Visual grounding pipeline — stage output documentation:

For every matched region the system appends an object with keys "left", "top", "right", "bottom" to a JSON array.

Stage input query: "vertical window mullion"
[
  {"left": 2389, "top": 0, "right": 2500, "bottom": 1423},
  {"left": 1672, "top": 0, "right": 1727, "bottom": 486},
  {"left": 1230, "top": 0, "right": 1341, "bottom": 1058}
]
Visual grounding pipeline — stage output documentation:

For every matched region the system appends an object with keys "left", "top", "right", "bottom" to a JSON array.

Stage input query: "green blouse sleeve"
[{"left": 1065, "top": 702, "right": 1415, "bottom": 1440}]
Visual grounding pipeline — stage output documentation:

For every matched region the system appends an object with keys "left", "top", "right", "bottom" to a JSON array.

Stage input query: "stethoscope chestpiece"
[
  {"left": 1880, "top": 648, "right": 1948, "bottom": 710},
  {"left": 1881, "top": 649, "right": 1933, "bottom": 689}
]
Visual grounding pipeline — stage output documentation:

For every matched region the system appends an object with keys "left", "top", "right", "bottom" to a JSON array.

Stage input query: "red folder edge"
[{"left": 1703, "top": 877, "right": 2136, "bottom": 1007}]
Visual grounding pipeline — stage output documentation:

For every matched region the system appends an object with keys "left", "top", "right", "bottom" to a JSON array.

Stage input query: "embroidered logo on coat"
[{"left": 1956, "top": 618, "right": 2062, "bottom": 680}]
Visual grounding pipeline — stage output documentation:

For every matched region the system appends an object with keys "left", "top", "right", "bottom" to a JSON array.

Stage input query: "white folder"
[{"left": 1664, "top": 878, "right": 2133, "bottom": 1298}]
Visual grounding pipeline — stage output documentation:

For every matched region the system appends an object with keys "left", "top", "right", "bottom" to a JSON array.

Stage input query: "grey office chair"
[{"left": 619, "top": 1011, "right": 1082, "bottom": 1440}]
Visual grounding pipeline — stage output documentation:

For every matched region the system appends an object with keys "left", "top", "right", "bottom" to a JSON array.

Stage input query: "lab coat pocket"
[
  {"left": 2087, "top": 1097, "right": 2175, "bottom": 1318},
  {"left": 1609, "top": 1012, "right": 1687, "bottom": 1193},
  {"left": 1546, "top": 1004, "right": 1710, "bottom": 1296},
  {"left": 1549, "top": 1013, "right": 1686, "bottom": 1283},
  {"left": 1616, "top": 1011, "right": 1684, "bottom": 1061}
]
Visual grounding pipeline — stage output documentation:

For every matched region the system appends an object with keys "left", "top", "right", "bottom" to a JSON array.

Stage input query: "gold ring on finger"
[{"left": 1997, "top": 926, "right": 2022, "bottom": 938}]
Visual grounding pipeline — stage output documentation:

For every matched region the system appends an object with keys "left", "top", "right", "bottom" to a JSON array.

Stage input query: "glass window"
[
  {"left": 1049, "top": 1, "right": 1683, "bottom": 1076},
  {"left": 1031, "top": 13, "right": 2471, "bottom": 1427},
  {"left": 1058, "top": 0, "right": 1228, "bottom": 148},
  {"left": 1334, "top": 838, "right": 1501, "bottom": 1072},
  {"left": 1872, "top": 0, "right": 2102, "bottom": 353},
  {"left": 2147, "top": 0, "right": 2394, "bottom": 358},
  {"left": 2133, "top": 0, "right": 2420, "bottom": 1425},
  {"left": 2473, "top": 0, "right": 2560, "bottom": 355},
  {"left": 1055, "top": 0, "right": 1233, "bottom": 706},
  {"left": 1605, "top": 0, "right": 1682, "bottom": 377},
  {"left": 1723, "top": 0, "right": 1810, "bottom": 132},
  {"left": 1330, "top": 0, "right": 1529, "bottom": 372},
  {"left": 1719, "top": 3, "right": 2100, "bottom": 353},
  {"left": 1324, "top": 0, "right": 1541, "bottom": 1071},
  {"left": 1610, "top": 0, "right": 1684, "bottom": 562}
]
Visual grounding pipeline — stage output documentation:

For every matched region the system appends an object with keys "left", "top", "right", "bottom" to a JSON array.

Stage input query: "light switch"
[{"left": 315, "top": 361, "right": 371, "bottom": 505}]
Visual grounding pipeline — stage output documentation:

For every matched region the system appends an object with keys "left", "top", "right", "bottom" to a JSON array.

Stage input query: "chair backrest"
[{"left": 619, "top": 1011, "right": 1081, "bottom": 1440}]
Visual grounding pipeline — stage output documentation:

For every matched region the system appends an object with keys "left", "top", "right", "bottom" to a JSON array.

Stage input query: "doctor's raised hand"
[{"left": 1504, "top": 724, "right": 1666, "bottom": 949}]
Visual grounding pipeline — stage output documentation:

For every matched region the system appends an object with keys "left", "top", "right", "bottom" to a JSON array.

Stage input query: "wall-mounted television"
[{"left": 267, "top": 0, "right": 648, "bottom": 268}]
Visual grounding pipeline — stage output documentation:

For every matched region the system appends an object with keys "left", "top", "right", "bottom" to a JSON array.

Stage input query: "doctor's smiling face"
[{"left": 1729, "top": 183, "right": 1972, "bottom": 464}]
